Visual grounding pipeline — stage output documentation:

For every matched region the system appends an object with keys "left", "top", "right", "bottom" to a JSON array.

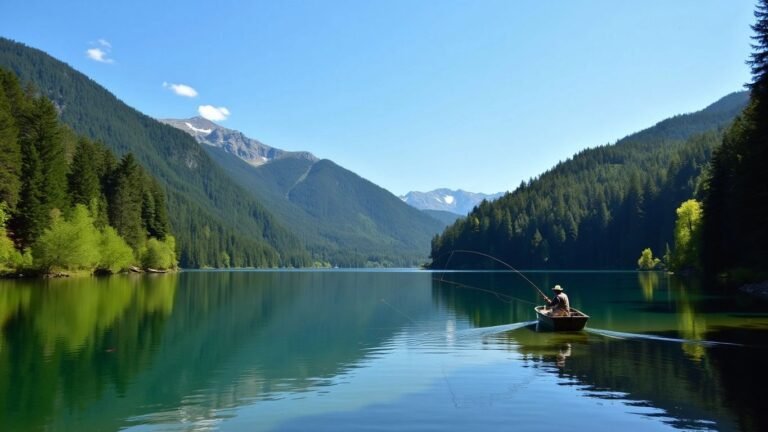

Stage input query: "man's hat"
[{"left": 552, "top": 285, "right": 563, "bottom": 292}]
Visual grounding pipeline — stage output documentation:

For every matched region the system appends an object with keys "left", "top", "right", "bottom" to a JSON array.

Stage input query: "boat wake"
[{"left": 585, "top": 328, "right": 744, "bottom": 347}]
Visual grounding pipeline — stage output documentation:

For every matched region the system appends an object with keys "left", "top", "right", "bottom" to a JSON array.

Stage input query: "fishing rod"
[
  {"left": 430, "top": 276, "right": 538, "bottom": 305},
  {"left": 439, "top": 249, "right": 550, "bottom": 303}
]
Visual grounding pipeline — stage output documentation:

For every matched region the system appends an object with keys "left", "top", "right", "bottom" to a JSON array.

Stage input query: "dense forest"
[
  {"left": 0, "top": 38, "right": 311, "bottom": 268},
  {"left": 0, "top": 68, "right": 175, "bottom": 273},
  {"left": 203, "top": 147, "right": 446, "bottom": 267},
  {"left": 702, "top": 0, "right": 768, "bottom": 279},
  {"left": 429, "top": 91, "right": 748, "bottom": 269}
]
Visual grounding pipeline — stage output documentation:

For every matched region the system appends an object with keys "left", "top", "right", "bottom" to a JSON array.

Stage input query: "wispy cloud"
[
  {"left": 198, "top": 105, "right": 230, "bottom": 121},
  {"left": 86, "top": 39, "right": 114, "bottom": 63},
  {"left": 163, "top": 82, "right": 198, "bottom": 98}
]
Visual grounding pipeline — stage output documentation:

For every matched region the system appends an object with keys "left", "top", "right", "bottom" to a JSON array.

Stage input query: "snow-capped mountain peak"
[{"left": 400, "top": 189, "right": 505, "bottom": 215}]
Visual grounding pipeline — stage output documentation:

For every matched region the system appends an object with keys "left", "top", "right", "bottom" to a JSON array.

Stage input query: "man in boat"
[{"left": 544, "top": 285, "right": 570, "bottom": 317}]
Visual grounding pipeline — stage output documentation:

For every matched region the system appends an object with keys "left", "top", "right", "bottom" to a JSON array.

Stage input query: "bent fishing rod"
[{"left": 438, "top": 249, "right": 551, "bottom": 302}]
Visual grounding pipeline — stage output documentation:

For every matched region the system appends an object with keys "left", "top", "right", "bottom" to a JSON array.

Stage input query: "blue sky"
[{"left": 0, "top": 1, "right": 756, "bottom": 195}]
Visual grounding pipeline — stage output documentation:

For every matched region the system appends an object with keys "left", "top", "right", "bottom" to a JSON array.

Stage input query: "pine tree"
[
  {"left": 0, "top": 83, "right": 21, "bottom": 210},
  {"left": 108, "top": 153, "right": 145, "bottom": 251},
  {"left": 68, "top": 137, "right": 100, "bottom": 206},
  {"left": 702, "top": 0, "right": 768, "bottom": 275},
  {"left": 748, "top": 0, "right": 768, "bottom": 97}
]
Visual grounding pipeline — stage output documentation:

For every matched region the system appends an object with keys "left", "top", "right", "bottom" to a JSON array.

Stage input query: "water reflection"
[
  {"left": 638, "top": 271, "right": 660, "bottom": 301},
  {"left": 1, "top": 271, "right": 767, "bottom": 431},
  {"left": 0, "top": 274, "right": 178, "bottom": 431},
  {"left": 433, "top": 271, "right": 768, "bottom": 432}
]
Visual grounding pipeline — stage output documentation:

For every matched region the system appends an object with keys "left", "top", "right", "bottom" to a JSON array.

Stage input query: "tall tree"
[
  {"left": 108, "top": 153, "right": 145, "bottom": 251},
  {"left": 67, "top": 137, "right": 100, "bottom": 207},
  {"left": 702, "top": 0, "right": 768, "bottom": 275},
  {"left": 0, "top": 82, "right": 21, "bottom": 210}
]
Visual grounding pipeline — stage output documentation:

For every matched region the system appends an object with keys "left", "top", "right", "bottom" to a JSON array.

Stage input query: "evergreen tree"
[
  {"left": 748, "top": 0, "right": 768, "bottom": 96},
  {"left": 702, "top": 0, "right": 768, "bottom": 275},
  {"left": 68, "top": 137, "right": 100, "bottom": 206},
  {"left": 0, "top": 83, "right": 21, "bottom": 210},
  {"left": 108, "top": 153, "right": 145, "bottom": 251}
]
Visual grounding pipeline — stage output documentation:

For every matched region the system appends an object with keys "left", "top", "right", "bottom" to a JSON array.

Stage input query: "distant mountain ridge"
[
  {"left": 400, "top": 189, "right": 505, "bottom": 215},
  {"left": 164, "top": 117, "right": 447, "bottom": 266},
  {"left": 160, "top": 117, "right": 317, "bottom": 166}
]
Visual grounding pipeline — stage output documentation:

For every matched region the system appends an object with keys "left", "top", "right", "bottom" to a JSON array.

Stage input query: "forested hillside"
[
  {"left": 0, "top": 38, "right": 309, "bottom": 268},
  {"left": 702, "top": 0, "right": 768, "bottom": 277},
  {"left": 0, "top": 68, "right": 174, "bottom": 273},
  {"left": 203, "top": 146, "right": 446, "bottom": 266},
  {"left": 430, "top": 91, "right": 748, "bottom": 269}
]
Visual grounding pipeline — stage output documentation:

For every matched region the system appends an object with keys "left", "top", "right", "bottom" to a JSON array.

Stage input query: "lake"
[{"left": 1, "top": 270, "right": 767, "bottom": 431}]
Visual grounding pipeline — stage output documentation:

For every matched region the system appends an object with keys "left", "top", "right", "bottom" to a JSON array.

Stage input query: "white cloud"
[
  {"left": 163, "top": 82, "right": 198, "bottom": 98},
  {"left": 86, "top": 39, "right": 114, "bottom": 63},
  {"left": 198, "top": 105, "right": 230, "bottom": 121}
]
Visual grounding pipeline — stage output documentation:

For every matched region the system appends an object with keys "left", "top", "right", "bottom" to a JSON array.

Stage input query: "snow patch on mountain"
[
  {"left": 399, "top": 189, "right": 505, "bottom": 215},
  {"left": 185, "top": 122, "right": 212, "bottom": 135}
]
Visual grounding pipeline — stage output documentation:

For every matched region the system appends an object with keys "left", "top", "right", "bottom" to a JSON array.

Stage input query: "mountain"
[
  {"left": 160, "top": 116, "right": 316, "bottom": 166},
  {"left": 0, "top": 37, "right": 310, "bottom": 268},
  {"left": 400, "top": 189, "right": 505, "bottom": 215},
  {"left": 421, "top": 209, "right": 462, "bottom": 226},
  {"left": 430, "top": 91, "right": 750, "bottom": 270},
  {"left": 163, "top": 117, "right": 447, "bottom": 266}
]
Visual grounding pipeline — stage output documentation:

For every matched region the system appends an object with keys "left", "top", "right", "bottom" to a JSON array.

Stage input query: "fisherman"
[{"left": 544, "top": 285, "right": 570, "bottom": 317}]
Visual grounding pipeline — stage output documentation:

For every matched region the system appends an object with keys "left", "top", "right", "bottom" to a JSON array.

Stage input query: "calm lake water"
[{"left": 1, "top": 270, "right": 767, "bottom": 431}]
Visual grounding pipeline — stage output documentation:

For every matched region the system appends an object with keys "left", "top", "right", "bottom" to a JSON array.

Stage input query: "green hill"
[
  {"left": 430, "top": 91, "right": 749, "bottom": 270},
  {"left": 203, "top": 144, "right": 445, "bottom": 266},
  {"left": 0, "top": 37, "right": 310, "bottom": 268}
]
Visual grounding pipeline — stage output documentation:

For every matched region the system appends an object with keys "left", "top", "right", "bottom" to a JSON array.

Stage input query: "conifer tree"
[
  {"left": 702, "top": 0, "right": 768, "bottom": 274},
  {"left": 0, "top": 85, "right": 20, "bottom": 210},
  {"left": 108, "top": 153, "right": 145, "bottom": 251},
  {"left": 68, "top": 137, "right": 100, "bottom": 206}
]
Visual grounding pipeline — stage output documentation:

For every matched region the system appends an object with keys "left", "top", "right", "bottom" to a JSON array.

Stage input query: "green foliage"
[
  {"left": 108, "top": 154, "right": 146, "bottom": 250},
  {"left": 67, "top": 137, "right": 101, "bottom": 207},
  {"left": 0, "top": 72, "right": 21, "bottom": 210},
  {"left": 98, "top": 226, "right": 135, "bottom": 273},
  {"left": 748, "top": 0, "right": 768, "bottom": 95},
  {"left": 671, "top": 200, "right": 702, "bottom": 271},
  {"left": 430, "top": 92, "right": 747, "bottom": 269},
  {"left": 0, "top": 38, "right": 310, "bottom": 268},
  {"left": 0, "top": 66, "right": 179, "bottom": 274},
  {"left": 702, "top": 2, "right": 768, "bottom": 277},
  {"left": 141, "top": 236, "right": 177, "bottom": 270},
  {"left": 33, "top": 204, "right": 100, "bottom": 271},
  {"left": 203, "top": 148, "right": 444, "bottom": 266},
  {"left": 637, "top": 248, "right": 661, "bottom": 270}
]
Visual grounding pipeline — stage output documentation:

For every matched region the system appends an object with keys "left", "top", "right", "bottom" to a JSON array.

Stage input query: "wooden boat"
[{"left": 534, "top": 306, "right": 589, "bottom": 331}]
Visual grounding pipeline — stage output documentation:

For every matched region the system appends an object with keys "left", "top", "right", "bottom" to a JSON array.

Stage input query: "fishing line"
[
  {"left": 445, "top": 250, "right": 548, "bottom": 299},
  {"left": 434, "top": 249, "right": 548, "bottom": 305},
  {"left": 379, "top": 298, "right": 417, "bottom": 324},
  {"left": 431, "top": 277, "right": 537, "bottom": 305}
]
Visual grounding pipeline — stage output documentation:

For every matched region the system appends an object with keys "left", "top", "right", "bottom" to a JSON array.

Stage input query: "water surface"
[{"left": 0, "top": 270, "right": 766, "bottom": 431}]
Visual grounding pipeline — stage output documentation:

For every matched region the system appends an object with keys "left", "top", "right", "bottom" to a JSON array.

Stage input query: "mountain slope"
[
  {"left": 0, "top": 37, "right": 310, "bottom": 268},
  {"left": 400, "top": 189, "right": 505, "bottom": 215},
  {"left": 161, "top": 116, "right": 317, "bottom": 166},
  {"left": 188, "top": 126, "right": 446, "bottom": 266},
  {"left": 430, "top": 91, "right": 750, "bottom": 269}
]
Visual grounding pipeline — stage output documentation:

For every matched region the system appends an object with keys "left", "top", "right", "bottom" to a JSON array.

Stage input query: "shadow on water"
[{"left": 433, "top": 271, "right": 768, "bottom": 432}]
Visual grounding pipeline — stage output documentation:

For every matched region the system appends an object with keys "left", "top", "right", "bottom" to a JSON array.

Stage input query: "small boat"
[{"left": 534, "top": 306, "right": 589, "bottom": 331}]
